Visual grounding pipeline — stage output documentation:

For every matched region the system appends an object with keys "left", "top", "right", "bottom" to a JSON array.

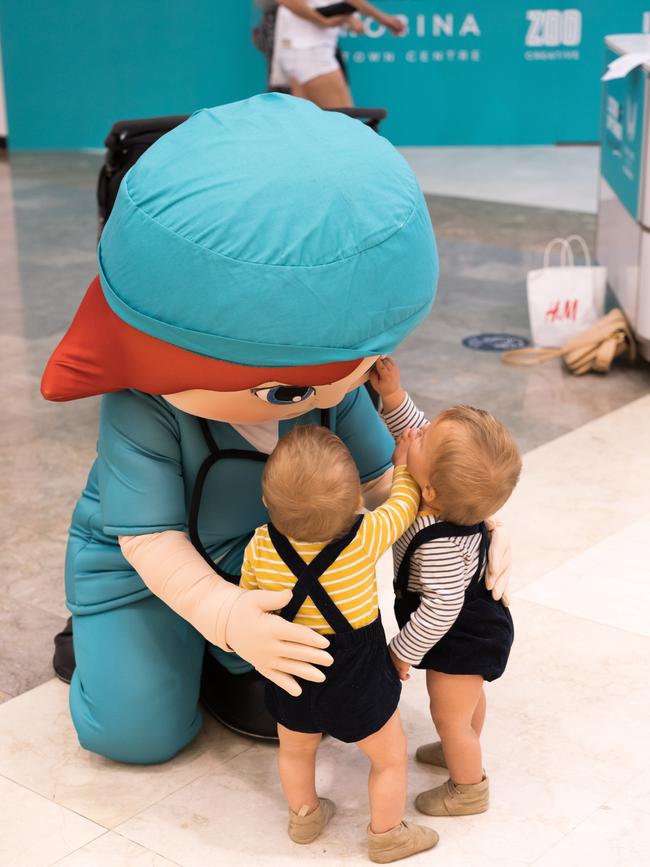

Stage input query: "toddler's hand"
[
  {"left": 370, "top": 356, "right": 405, "bottom": 413},
  {"left": 389, "top": 647, "right": 410, "bottom": 681},
  {"left": 392, "top": 429, "right": 415, "bottom": 467},
  {"left": 369, "top": 356, "right": 401, "bottom": 398}
]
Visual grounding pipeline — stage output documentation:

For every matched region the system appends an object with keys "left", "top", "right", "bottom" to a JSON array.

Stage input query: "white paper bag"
[{"left": 527, "top": 236, "right": 607, "bottom": 348}]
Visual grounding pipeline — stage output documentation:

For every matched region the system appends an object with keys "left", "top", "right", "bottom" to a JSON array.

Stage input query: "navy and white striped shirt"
[{"left": 383, "top": 394, "right": 483, "bottom": 666}]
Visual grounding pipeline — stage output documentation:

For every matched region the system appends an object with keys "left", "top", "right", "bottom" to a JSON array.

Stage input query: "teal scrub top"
[{"left": 65, "top": 386, "right": 394, "bottom": 615}]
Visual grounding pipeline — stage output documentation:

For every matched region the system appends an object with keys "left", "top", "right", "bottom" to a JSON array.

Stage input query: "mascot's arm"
[
  {"left": 119, "top": 531, "right": 243, "bottom": 649},
  {"left": 119, "top": 531, "right": 332, "bottom": 695}
]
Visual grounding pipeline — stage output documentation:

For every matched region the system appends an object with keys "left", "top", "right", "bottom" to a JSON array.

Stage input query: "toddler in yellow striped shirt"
[{"left": 240, "top": 424, "right": 438, "bottom": 863}]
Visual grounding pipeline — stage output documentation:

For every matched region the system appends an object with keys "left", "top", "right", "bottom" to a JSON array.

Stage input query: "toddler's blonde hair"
[
  {"left": 426, "top": 406, "right": 521, "bottom": 525},
  {"left": 262, "top": 425, "right": 362, "bottom": 542}
]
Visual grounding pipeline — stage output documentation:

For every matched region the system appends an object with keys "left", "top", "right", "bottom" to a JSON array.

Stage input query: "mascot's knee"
[
  {"left": 70, "top": 677, "right": 202, "bottom": 764},
  {"left": 73, "top": 709, "right": 202, "bottom": 765}
]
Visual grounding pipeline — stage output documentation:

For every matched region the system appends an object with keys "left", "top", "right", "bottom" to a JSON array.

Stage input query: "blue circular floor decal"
[{"left": 462, "top": 333, "right": 530, "bottom": 352}]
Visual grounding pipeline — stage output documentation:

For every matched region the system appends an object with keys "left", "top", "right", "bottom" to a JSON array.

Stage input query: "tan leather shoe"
[
  {"left": 288, "top": 798, "right": 335, "bottom": 844},
  {"left": 416, "top": 776, "right": 489, "bottom": 817},
  {"left": 415, "top": 741, "right": 447, "bottom": 769},
  {"left": 368, "top": 820, "right": 439, "bottom": 863}
]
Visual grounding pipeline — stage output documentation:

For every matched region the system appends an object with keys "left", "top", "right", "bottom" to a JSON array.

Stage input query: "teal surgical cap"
[{"left": 98, "top": 93, "right": 438, "bottom": 367}]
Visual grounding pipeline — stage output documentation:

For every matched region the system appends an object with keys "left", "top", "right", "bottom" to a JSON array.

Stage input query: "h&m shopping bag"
[{"left": 527, "top": 236, "right": 606, "bottom": 348}]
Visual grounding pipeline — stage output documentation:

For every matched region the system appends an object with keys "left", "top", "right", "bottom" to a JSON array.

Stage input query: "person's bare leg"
[
  {"left": 426, "top": 671, "right": 484, "bottom": 785},
  {"left": 301, "top": 69, "right": 353, "bottom": 108},
  {"left": 471, "top": 686, "right": 486, "bottom": 736},
  {"left": 356, "top": 710, "right": 407, "bottom": 833},
  {"left": 277, "top": 724, "right": 322, "bottom": 813}
]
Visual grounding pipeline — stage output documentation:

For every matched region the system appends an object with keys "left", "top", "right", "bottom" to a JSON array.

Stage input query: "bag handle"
[
  {"left": 543, "top": 237, "right": 573, "bottom": 269},
  {"left": 564, "top": 234, "right": 592, "bottom": 267},
  {"left": 542, "top": 235, "right": 592, "bottom": 269}
]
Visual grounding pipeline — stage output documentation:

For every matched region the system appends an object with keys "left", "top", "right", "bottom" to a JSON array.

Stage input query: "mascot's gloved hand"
[
  {"left": 484, "top": 516, "right": 512, "bottom": 606},
  {"left": 225, "top": 589, "right": 333, "bottom": 696},
  {"left": 119, "top": 531, "right": 333, "bottom": 695}
]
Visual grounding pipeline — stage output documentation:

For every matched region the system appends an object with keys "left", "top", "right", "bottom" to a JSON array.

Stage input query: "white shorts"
[{"left": 270, "top": 43, "right": 340, "bottom": 88}]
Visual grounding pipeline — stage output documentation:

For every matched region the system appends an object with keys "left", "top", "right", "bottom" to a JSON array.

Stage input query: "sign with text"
[
  {"left": 340, "top": 1, "right": 650, "bottom": 144},
  {"left": 2, "top": 0, "right": 650, "bottom": 148},
  {"left": 600, "top": 41, "right": 648, "bottom": 223}
]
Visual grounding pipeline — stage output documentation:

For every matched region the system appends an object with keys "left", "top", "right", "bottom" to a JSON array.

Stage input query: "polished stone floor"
[
  {"left": 1, "top": 148, "right": 649, "bottom": 865},
  {"left": 401, "top": 145, "right": 601, "bottom": 213}
]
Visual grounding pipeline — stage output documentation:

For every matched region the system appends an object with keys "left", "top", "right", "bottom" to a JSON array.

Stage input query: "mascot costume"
[{"left": 42, "top": 94, "right": 507, "bottom": 764}]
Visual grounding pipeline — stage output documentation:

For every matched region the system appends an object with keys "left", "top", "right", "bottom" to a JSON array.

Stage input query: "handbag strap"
[{"left": 501, "top": 346, "right": 563, "bottom": 366}]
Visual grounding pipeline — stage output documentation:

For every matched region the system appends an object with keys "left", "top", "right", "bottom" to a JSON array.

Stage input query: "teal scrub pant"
[{"left": 69, "top": 596, "right": 250, "bottom": 764}]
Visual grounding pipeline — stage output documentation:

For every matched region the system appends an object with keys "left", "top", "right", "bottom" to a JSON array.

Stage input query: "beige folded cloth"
[{"left": 502, "top": 308, "right": 636, "bottom": 375}]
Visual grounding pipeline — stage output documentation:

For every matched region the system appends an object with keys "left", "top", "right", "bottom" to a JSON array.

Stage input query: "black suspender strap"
[
  {"left": 188, "top": 418, "right": 267, "bottom": 576},
  {"left": 473, "top": 523, "right": 489, "bottom": 589},
  {"left": 394, "top": 520, "right": 487, "bottom": 599},
  {"left": 188, "top": 411, "right": 333, "bottom": 576},
  {"left": 268, "top": 515, "right": 364, "bottom": 633},
  {"left": 199, "top": 417, "right": 218, "bottom": 453}
]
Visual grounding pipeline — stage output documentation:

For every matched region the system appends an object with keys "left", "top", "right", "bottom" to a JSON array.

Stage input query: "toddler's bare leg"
[
  {"left": 277, "top": 724, "right": 322, "bottom": 813},
  {"left": 426, "top": 671, "right": 484, "bottom": 785},
  {"left": 356, "top": 710, "right": 407, "bottom": 833},
  {"left": 472, "top": 686, "right": 487, "bottom": 736}
]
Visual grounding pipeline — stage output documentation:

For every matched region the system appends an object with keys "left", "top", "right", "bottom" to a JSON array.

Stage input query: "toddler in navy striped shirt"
[{"left": 370, "top": 356, "right": 521, "bottom": 818}]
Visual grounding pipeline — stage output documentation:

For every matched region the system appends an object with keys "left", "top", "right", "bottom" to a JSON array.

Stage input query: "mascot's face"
[{"left": 163, "top": 356, "right": 378, "bottom": 423}]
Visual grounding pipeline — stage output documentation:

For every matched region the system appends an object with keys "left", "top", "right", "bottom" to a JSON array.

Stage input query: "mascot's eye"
[{"left": 252, "top": 386, "right": 315, "bottom": 405}]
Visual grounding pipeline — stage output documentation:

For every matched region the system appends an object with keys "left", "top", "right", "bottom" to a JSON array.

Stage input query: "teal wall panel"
[
  {"left": 0, "top": 0, "right": 265, "bottom": 149},
  {"left": 339, "top": 1, "right": 650, "bottom": 145},
  {"left": 1, "top": 1, "right": 650, "bottom": 148},
  {"left": 600, "top": 45, "right": 647, "bottom": 221}
]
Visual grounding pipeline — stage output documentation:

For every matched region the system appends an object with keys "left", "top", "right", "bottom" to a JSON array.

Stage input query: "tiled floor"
[{"left": 1, "top": 146, "right": 649, "bottom": 865}]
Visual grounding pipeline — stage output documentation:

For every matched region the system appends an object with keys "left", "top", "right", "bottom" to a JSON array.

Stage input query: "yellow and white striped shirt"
[{"left": 240, "top": 466, "right": 420, "bottom": 633}]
